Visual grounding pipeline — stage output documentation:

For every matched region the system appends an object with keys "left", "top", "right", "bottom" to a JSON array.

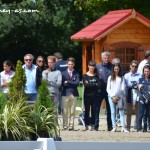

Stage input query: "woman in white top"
[
  {"left": 0, "top": 60, "right": 15, "bottom": 95},
  {"left": 107, "top": 64, "right": 128, "bottom": 132}
]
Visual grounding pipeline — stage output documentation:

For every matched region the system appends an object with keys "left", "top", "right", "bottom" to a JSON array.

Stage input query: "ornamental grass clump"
[
  {"left": 0, "top": 99, "right": 34, "bottom": 141},
  {"left": 29, "top": 79, "right": 59, "bottom": 139}
]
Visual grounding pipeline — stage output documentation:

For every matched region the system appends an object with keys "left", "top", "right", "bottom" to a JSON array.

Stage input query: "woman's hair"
[
  {"left": 111, "top": 64, "right": 122, "bottom": 80},
  {"left": 88, "top": 60, "right": 98, "bottom": 74},
  {"left": 3, "top": 60, "right": 15, "bottom": 71},
  {"left": 36, "top": 56, "right": 46, "bottom": 66},
  {"left": 143, "top": 64, "right": 150, "bottom": 79}
]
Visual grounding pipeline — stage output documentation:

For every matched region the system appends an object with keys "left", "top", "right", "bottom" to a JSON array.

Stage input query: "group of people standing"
[
  {"left": 0, "top": 53, "right": 80, "bottom": 131},
  {"left": 83, "top": 51, "right": 150, "bottom": 133},
  {"left": 0, "top": 50, "right": 150, "bottom": 133}
]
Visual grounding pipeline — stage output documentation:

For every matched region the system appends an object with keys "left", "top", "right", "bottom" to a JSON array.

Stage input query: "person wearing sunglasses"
[
  {"left": 22, "top": 53, "right": 37, "bottom": 102},
  {"left": 124, "top": 60, "right": 142, "bottom": 132},
  {"left": 36, "top": 56, "right": 47, "bottom": 89}
]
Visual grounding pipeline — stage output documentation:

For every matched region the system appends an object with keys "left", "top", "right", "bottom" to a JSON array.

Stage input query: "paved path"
[{"left": 58, "top": 115, "right": 150, "bottom": 142}]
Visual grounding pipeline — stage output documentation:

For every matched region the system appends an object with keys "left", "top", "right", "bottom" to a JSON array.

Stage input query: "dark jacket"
[
  {"left": 55, "top": 60, "right": 68, "bottom": 72},
  {"left": 96, "top": 62, "right": 112, "bottom": 89},
  {"left": 62, "top": 70, "right": 80, "bottom": 96},
  {"left": 36, "top": 66, "right": 46, "bottom": 89},
  {"left": 83, "top": 74, "right": 102, "bottom": 97}
]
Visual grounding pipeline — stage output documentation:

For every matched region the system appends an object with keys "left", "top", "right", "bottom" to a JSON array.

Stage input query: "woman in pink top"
[{"left": 0, "top": 60, "right": 15, "bottom": 95}]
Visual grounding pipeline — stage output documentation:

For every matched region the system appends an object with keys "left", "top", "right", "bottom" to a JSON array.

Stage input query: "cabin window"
[{"left": 115, "top": 48, "right": 136, "bottom": 72}]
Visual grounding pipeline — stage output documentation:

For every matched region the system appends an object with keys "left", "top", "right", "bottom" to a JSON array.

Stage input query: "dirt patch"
[{"left": 59, "top": 116, "right": 150, "bottom": 142}]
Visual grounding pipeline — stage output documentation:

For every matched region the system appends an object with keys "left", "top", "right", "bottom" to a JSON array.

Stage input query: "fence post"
[{"left": 37, "top": 138, "right": 57, "bottom": 150}]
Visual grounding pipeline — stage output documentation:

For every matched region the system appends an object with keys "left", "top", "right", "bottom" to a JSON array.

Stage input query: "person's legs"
[
  {"left": 105, "top": 94, "right": 112, "bottom": 130},
  {"left": 143, "top": 110, "right": 147, "bottom": 132},
  {"left": 91, "top": 96, "right": 96, "bottom": 127},
  {"left": 108, "top": 96, "right": 116, "bottom": 128},
  {"left": 84, "top": 96, "right": 91, "bottom": 126},
  {"left": 50, "top": 93, "right": 58, "bottom": 122},
  {"left": 146, "top": 102, "right": 150, "bottom": 131},
  {"left": 134, "top": 102, "right": 139, "bottom": 130},
  {"left": 94, "top": 95, "right": 102, "bottom": 130},
  {"left": 126, "top": 103, "right": 132, "bottom": 130},
  {"left": 138, "top": 102, "right": 145, "bottom": 131},
  {"left": 58, "top": 88, "right": 63, "bottom": 114},
  {"left": 69, "top": 94, "right": 77, "bottom": 130},
  {"left": 119, "top": 109, "right": 125, "bottom": 127},
  {"left": 119, "top": 109, "right": 129, "bottom": 132},
  {"left": 62, "top": 96, "right": 69, "bottom": 129}
]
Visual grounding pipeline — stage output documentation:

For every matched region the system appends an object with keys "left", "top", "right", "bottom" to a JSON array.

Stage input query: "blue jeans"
[
  {"left": 138, "top": 101, "right": 150, "bottom": 131},
  {"left": 108, "top": 96, "right": 125, "bottom": 127},
  {"left": 99, "top": 91, "right": 112, "bottom": 128}
]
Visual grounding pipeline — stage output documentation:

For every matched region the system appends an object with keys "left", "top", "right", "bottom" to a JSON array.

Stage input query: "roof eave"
[
  {"left": 71, "top": 37, "right": 94, "bottom": 41},
  {"left": 95, "top": 15, "right": 133, "bottom": 41},
  {"left": 136, "top": 12, "right": 150, "bottom": 28}
]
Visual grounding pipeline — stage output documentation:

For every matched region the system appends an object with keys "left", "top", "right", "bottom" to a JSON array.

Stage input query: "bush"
[
  {"left": 8, "top": 60, "right": 27, "bottom": 103},
  {"left": 0, "top": 99, "right": 34, "bottom": 141}
]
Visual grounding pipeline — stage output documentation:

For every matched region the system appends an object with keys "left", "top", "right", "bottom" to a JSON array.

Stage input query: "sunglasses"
[
  {"left": 38, "top": 60, "right": 44, "bottom": 63},
  {"left": 132, "top": 65, "right": 137, "bottom": 68},
  {"left": 25, "top": 59, "right": 32, "bottom": 61}
]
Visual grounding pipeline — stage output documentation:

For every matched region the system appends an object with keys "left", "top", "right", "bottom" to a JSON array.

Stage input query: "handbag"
[{"left": 117, "top": 97, "right": 127, "bottom": 110}]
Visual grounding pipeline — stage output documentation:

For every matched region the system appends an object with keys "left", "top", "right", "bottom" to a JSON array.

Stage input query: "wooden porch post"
[{"left": 82, "top": 43, "right": 87, "bottom": 75}]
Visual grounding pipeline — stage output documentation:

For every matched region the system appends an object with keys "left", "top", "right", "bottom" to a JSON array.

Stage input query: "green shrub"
[
  {"left": 35, "top": 79, "right": 53, "bottom": 109},
  {"left": 8, "top": 60, "right": 27, "bottom": 103}
]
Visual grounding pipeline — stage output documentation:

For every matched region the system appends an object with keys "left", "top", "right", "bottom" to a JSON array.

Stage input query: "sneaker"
[
  {"left": 111, "top": 128, "right": 116, "bottom": 132},
  {"left": 121, "top": 127, "right": 129, "bottom": 132}
]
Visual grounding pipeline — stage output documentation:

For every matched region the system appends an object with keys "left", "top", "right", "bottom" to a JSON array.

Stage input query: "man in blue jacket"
[
  {"left": 96, "top": 52, "right": 113, "bottom": 131},
  {"left": 62, "top": 57, "right": 80, "bottom": 130}
]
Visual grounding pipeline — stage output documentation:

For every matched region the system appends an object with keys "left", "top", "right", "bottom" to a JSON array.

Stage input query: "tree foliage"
[{"left": 0, "top": 0, "right": 150, "bottom": 74}]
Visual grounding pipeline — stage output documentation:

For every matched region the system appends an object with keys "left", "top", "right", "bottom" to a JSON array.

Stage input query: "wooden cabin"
[
  {"left": 71, "top": 9, "right": 150, "bottom": 108},
  {"left": 71, "top": 9, "right": 150, "bottom": 74}
]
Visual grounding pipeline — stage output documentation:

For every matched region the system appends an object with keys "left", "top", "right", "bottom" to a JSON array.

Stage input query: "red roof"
[{"left": 71, "top": 9, "right": 150, "bottom": 41}]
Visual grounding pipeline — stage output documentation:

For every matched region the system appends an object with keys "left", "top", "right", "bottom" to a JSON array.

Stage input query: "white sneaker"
[
  {"left": 111, "top": 127, "right": 116, "bottom": 132},
  {"left": 121, "top": 127, "right": 129, "bottom": 132}
]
